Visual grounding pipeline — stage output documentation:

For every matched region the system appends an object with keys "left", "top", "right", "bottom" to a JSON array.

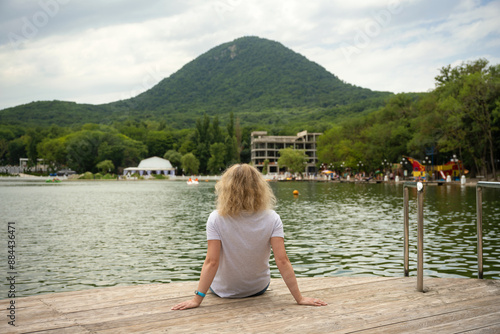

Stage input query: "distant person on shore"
[{"left": 171, "top": 163, "right": 327, "bottom": 310}]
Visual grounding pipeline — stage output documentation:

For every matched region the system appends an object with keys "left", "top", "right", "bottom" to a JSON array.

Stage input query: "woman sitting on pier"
[{"left": 172, "top": 163, "right": 327, "bottom": 310}]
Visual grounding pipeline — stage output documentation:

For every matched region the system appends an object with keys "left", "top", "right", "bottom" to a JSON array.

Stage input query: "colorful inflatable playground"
[{"left": 406, "top": 157, "right": 468, "bottom": 181}]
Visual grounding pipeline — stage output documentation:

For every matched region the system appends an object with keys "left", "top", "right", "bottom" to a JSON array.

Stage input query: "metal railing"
[
  {"left": 403, "top": 180, "right": 499, "bottom": 288},
  {"left": 476, "top": 181, "right": 500, "bottom": 279},
  {"left": 403, "top": 181, "right": 425, "bottom": 292}
]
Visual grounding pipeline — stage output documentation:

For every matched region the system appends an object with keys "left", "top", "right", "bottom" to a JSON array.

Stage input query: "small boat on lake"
[{"left": 187, "top": 177, "right": 199, "bottom": 185}]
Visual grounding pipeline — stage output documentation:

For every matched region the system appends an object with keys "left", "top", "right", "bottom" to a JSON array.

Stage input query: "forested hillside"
[
  {"left": 1, "top": 37, "right": 497, "bottom": 178},
  {"left": 0, "top": 36, "right": 391, "bottom": 129},
  {"left": 120, "top": 36, "right": 391, "bottom": 127},
  {"left": 0, "top": 101, "right": 114, "bottom": 127}
]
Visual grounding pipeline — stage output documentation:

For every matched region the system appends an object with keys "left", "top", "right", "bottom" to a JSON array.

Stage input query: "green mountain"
[{"left": 0, "top": 36, "right": 393, "bottom": 129}]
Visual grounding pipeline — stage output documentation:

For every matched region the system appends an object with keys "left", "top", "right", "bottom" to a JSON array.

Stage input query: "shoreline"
[{"left": 0, "top": 175, "right": 490, "bottom": 186}]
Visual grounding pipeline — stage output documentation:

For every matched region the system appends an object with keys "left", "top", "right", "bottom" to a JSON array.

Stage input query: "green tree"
[
  {"left": 235, "top": 116, "right": 242, "bottom": 162},
  {"left": 96, "top": 160, "right": 115, "bottom": 174},
  {"left": 318, "top": 121, "right": 367, "bottom": 171},
  {"left": 317, "top": 93, "right": 417, "bottom": 174},
  {"left": 224, "top": 135, "right": 238, "bottom": 165},
  {"left": 211, "top": 115, "right": 224, "bottom": 143},
  {"left": 262, "top": 159, "right": 269, "bottom": 175},
  {"left": 65, "top": 128, "right": 146, "bottom": 173},
  {"left": 66, "top": 130, "right": 102, "bottom": 173},
  {"left": 207, "top": 143, "right": 226, "bottom": 174},
  {"left": 181, "top": 153, "right": 200, "bottom": 175},
  {"left": 278, "top": 148, "right": 308, "bottom": 176},
  {"left": 434, "top": 59, "right": 500, "bottom": 178},
  {"left": 118, "top": 121, "right": 147, "bottom": 141},
  {"left": 179, "top": 139, "right": 196, "bottom": 155},
  {"left": 24, "top": 128, "right": 43, "bottom": 170},
  {"left": 0, "top": 139, "right": 8, "bottom": 164},
  {"left": 407, "top": 92, "right": 442, "bottom": 157},
  {"left": 0, "top": 126, "right": 16, "bottom": 164},
  {"left": 227, "top": 111, "right": 235, "bottom": 137},
  {"left": 122, "top": 138, "right": 148, "bottom": 167},
  {"left": 163, "top": 150, "right": 182, "bottom": 168},
  {"left": 194, "top": 115, "right": 211, "bottom": 173},
  {"left": 37, "top": 137, "right": 67, "bottom": 172},
  {"left": 146, "top": 131, "right": 174, "bottom": 157},
  {"left": 7, "top": 138, "right": 26, "bottom": 166}
]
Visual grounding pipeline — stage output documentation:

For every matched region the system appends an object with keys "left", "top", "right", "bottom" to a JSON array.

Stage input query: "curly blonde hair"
[{"left": 215, "top": 164, "right": 276, "bottom": 217}]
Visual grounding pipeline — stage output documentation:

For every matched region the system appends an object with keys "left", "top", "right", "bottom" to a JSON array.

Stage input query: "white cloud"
[{"left": 0, "top": 0, "right": 499, "bottom": 110}]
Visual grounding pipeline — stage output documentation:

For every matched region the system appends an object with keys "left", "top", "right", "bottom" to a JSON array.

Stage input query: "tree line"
[
  {"left": 1, "top": 59, "right": 498, "bottom": 178},
  {"left": 318, "top": 59, "right": 500, "bottom": 179},
  {"left": 0, "top": 112, "right": 250, "bottom": 176}
]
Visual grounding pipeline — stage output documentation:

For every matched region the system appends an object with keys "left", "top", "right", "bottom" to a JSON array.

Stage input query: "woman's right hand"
[{"left": 171, "top": 298, "right": 202, "bottom": 311}]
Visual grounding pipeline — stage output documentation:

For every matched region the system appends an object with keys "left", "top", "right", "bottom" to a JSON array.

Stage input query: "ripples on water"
[
  {"left": 274, "top": 183, "right": 405, "bottom": 278},
  {"left": 0, "top": 180, "right": 498, "bottom": 297}
]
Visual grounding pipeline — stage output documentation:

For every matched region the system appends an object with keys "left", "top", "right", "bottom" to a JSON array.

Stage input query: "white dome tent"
[{"left": 123, "top": 156, "right": 175, "bottom": 178}]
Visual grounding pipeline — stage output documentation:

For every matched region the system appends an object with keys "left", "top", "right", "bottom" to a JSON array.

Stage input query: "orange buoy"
[{"left": 293, "top": 190, "right": 299, "bottom": 195}]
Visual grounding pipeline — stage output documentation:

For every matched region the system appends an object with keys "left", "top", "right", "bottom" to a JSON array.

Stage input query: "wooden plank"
[
  {"left": 326, "top": 279, "right": 500, "bottom": 333},
  {"left": 28, "top": 277, "right": 349, "bottom": 314},
  {"left": 21, "top": 326, "right": 91, "bottom": 334},
  {"left": 0, "top": 299, "right": 84, "bottom": 334},
  {"left": 343, "top": 300, "right": 500, "bottom": 333},
  {"left": 40, "top": 277, "right": 393, "bottom": 317},
  {"left": 36, "top": 283, "right": 181, "bottom": 312},
  {"left": 415, "top": 311, "right": 500, "bottom": 333},
  {"left": 457, "top": 323, "right": 500, "bottom": 334}
]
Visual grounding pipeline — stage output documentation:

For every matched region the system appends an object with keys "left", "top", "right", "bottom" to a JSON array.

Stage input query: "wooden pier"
[{"left": 2, "top": 277, "right": 499, "bottom": 333}]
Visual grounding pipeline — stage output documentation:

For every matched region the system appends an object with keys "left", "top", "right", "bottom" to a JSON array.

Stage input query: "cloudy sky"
[{"left": 1, "top": 0, "right": 499, "bottom": 111}]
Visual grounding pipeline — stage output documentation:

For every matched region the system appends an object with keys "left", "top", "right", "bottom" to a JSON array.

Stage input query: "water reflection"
[
  {"left": 273, "top": 182, "right": 499, "bottom": 280},
  {"left": 0, "top": 180, "right": 498, "bottom": 297}
]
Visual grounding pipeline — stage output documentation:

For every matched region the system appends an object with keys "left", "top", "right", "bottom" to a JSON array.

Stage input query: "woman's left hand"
[
  {"left": 297, "top": 296, "right": 328, "bottom": 306},
  {"left": 171, "top": 299, "right": 201, "bottom": 311}
]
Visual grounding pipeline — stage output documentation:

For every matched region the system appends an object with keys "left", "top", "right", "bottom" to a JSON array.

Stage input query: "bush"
[
  {"left": 103, "top": 173, "right": 115, "bottom": 179},
  {"left": 130, "top": 172, "right": 144, "bottom": 179},
  {"left": 96, "top": 160, "right": 115, "bottom": 174},
  {"left": 94, "top": 173, "right": 103, "bottom": 179},
  {"left": 154, "top": 174, "right": 169, "bottom": 180},
  {"left": 79, "top": 172, "right": 93, "bottom": 179}
]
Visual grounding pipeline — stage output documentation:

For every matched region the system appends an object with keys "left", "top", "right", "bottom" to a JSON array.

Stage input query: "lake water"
[{"left": 1, "top": 179, "right": 499, "bottom": 297}]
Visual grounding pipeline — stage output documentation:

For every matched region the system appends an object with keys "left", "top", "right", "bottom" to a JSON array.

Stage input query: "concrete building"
[
  {"left": 19, "top": 158, "right": 48, "bottom": 172},
  {"left": 251, "top": 130, "right": 322, "bottom": 175}
]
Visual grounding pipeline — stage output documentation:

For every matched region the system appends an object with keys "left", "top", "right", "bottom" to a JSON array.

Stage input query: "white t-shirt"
[{"left": 206, "top": 209, "right": 284, "bottom": 298}]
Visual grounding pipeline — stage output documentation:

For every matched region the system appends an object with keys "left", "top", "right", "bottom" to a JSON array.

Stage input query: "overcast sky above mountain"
[{"left": 0, "top": 0, "right": 499, "bottom": 110}]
